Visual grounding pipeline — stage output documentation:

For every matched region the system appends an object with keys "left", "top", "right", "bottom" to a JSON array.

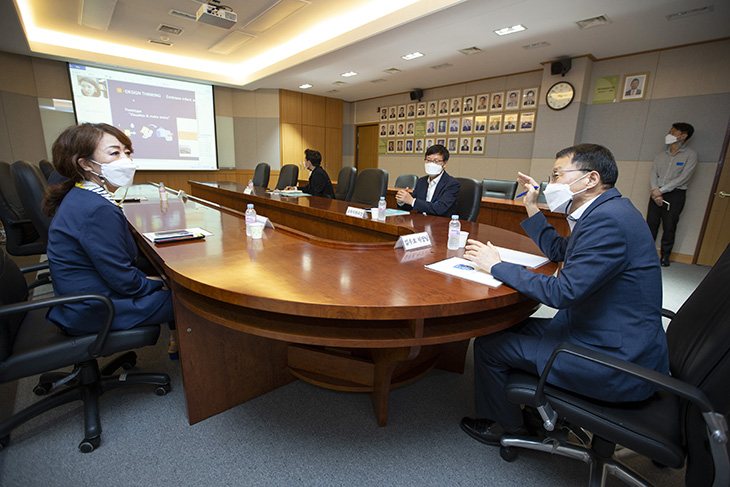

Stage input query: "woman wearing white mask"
[
  {"left": 395, "top": 144, "right": 460, "bottom": 217},
  {"left": 42, "top": 123, "right": 177, "bottom": 358}
]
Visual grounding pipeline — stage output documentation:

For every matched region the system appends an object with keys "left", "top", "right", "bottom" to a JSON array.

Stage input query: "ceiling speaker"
[
  {"left": 410, "top": 89, "right": 424, "bottom": 101},
  {"left": 551, "top": 59, "right": 572, "bottom": 76}
]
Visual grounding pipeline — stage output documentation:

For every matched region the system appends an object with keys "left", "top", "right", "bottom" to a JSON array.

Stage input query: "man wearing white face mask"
[
  {"left": 395, "top": 144, "right": 460, "bottom": 217},
  {"left": 460, "top": 144, "right": 667, "bottom": 446},
  {"left": 647, "top": 122, "right": 697, "bottom": 266}
]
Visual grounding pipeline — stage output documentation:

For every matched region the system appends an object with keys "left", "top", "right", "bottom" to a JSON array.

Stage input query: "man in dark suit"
[
  {"left": 625, "top": 78, "right": 642, "bottom": 96},
  {"left": 460, "top": 144, "right": 669, "bottom": 444},
  {"left": 395, "top": 144, "right": 460, "bottom": 217},
  {"left": 286, "top": 149, "right": 334, "bottom": 198}
]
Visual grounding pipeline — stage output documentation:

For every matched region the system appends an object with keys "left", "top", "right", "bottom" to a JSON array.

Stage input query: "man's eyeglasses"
[
  {"left": 548, "top": 168, "right": 590, "bottom": 183},
  {"left": 425, "top": 158, "right": 444, "bottom": 165}
]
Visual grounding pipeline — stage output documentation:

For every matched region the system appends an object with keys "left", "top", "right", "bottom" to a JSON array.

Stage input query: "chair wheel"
[
  {"left": 33, "top": 383, "right": 53, "bottom": 396},
  {"left": 0, "top": 435, "right": 9, "bottom": 450},
  {"left": 155, "top": 383, "right": 172, "bottom": 396},
  {"left": 500, "top": 446, "right": 517, "bottom": 462},
  {"left": 79, "top": 436, "right": 100, "bottom": 453}
]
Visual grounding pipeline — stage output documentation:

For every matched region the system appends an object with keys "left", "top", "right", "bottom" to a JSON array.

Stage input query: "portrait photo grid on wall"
[{"left": 379, "top": 91, "right": 538, "bottom": 154}]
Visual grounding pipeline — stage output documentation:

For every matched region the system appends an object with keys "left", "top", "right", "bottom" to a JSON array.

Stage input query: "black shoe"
[
  {"left": 661, "top": 256, "right": 670, "bottom": 267},
  {"left": 460, "top": 417, "right": 527, "bottom": 446}
]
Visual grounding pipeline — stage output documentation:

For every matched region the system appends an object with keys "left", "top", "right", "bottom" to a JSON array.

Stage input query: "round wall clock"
[{"left": 546, "top": 81, "right": 575, "bottom": 110}]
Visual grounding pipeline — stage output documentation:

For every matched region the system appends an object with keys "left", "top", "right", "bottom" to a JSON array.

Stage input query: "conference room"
[{"left": 1, "top": 1, "right": 729, "bottom": 486}]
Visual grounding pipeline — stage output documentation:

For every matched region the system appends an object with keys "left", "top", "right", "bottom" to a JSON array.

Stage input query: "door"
[
  {"left": 696, "top": 122, "right": 730, "bottom": 266},
  {"left": 355, "top": 124, "right": 379, "bottom": 171}
]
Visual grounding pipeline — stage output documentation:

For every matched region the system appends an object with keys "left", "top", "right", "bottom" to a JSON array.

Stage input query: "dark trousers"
[
  {"left": 473, "top": 318, "right": 545, "bottom": 431},
  {"left": 646, "top": 189, "right": 686, "bottom": 258}
]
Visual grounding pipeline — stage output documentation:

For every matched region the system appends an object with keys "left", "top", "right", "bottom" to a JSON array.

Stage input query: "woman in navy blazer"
[{"left": 42, "top": 123, "right": 177, "bottom": 357}]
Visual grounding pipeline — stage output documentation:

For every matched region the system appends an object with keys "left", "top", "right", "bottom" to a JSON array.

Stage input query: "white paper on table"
[
  {"left": 425, "top": 257, "right": 502, "bottom": 288},
  {"left": 493, "top": 246, "right": 549, "bottom": 269}
]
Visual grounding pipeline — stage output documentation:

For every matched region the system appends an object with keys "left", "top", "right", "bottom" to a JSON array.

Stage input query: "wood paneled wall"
[
  {"left": 280, "top": 90, "right": 343, "bottom": 176},
  {"left": 137, "top": 169, "right": 301, "bottom": 194}
]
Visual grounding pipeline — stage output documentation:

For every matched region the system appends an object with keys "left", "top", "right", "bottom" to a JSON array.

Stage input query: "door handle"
[{"left": 719, "top": 191, "right": 730, "bottom": 198}]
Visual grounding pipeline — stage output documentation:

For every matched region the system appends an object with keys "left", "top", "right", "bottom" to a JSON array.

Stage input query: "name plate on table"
[
  {"left": 346, "top": 206, "right": 368, "bottom": 219},
  {"left": 395, "top": 232, "right": 432, "bottom": 251}
]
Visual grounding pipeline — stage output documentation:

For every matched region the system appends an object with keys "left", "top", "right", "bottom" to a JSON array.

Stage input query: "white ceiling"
[{"left": 1, "top": 0, "right": 728, "bottom": 102}]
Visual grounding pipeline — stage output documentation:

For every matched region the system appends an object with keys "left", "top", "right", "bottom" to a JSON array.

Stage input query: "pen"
[{"left": 515, "top": 185, "right": 539, "bottom": 198}]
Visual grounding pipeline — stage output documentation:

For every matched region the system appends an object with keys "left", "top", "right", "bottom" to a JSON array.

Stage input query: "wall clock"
[{"left": 546, "top": 81, "right": 575, "bottom": 110}]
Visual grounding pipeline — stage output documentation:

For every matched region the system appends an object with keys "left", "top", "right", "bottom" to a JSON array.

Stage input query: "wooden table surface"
[{"left": 123, "top": 183, "right": 557, "bottom": 426}]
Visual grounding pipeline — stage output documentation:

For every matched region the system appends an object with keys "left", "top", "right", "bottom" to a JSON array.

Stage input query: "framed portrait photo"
[
  {"left": 505, "top": 90, "right": 521, "bottom": 110},
  {"left": 407, "top": 103, "right": 416, "bottom": 118},
  {"left": 414, "top": 138, "right": 425, "bottom": 153},
  {"left": 388, "top": 106, "right": 397, "bottom": 119},
  {"left": 425, "top": 138, "right": 435, "bottom": 151},
  {"left": 462, "top": 96, "right": 475, "bottom": 113},
  {"left": 447, "top": 138, "right": 458, "bottom": 153},
  {"left": 427, "top": 101, "right": 438, "bottom": 117},
  {"left": 404, "top": 139, "right": 414, "bottom": 153},
  {"left": 519, "top": 111, "right": 536, "bottom": 132},
  {"left": 406, "top": 122, "right": 415, "bottom": 136},
  {"left": 380, "top": 107, "right": 388, "bottom": 121},
  {"left": 396, "top": 139, "right": 404, "bottom": 153},
  {"left": 488, "top": 114, "right": 502, "bottom": 134},
  {"left": 416, "top": 102, "right": 426, "bottom": 118},
  {"left": 397, "top": 122, "right": 406, "bottom": 136},
  {"left": 387, "top": 140, "right": 395, "bottom": 153},
  {"left": 438, "top": 99, "right": 450, "bottom": 115},
  {"left": 461, "top": 116, "right": 473, "bottom": 134},
  {"left": 437, "top": 119, "right": 448, "bottom": 135},
  {"left": 490, "top": 92, "right": 504, "bottom": 111},
  {"left": 459, "top": 137, "right": 471, "bottom": 154},
  {"left": 387, "top": 123, "right": 396, "bottom": 137},
  {"left": 449, "top": 118, "right": 460, "bottom": 134},
  {"left": 379, "top": 124, "right": 387, "bottom": 138},
  {"left": 425, "top": 119, "right": 437, "bottom": 135},
  {"left": 472, "top": 136, "right": 485, "bottom": 155},
  {"left": 521, "top": 87, "right": 538, "bottom": 108},
  {"left": 621, "top": 73, "right": 648, "bottom": 101},
  {"left": 474, "top": 115, "right": 487, "bottom": 133},
  {"left": 397, "top": 105, "right": 406, "bottom": 119},
  {"left": 476, "top": 94, "right": 489, "bottom": 112},
  {"left": 435, "top": 138, "right": 446, "bottom": 147},
  {"left": 503, "top": 113, "right": 518, "bottom": 133},
  {"left": 450, "top": 98, "right": 461, "bottom": 115}
]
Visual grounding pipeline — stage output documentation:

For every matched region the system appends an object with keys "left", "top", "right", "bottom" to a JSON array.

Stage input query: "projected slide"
[{"left": 69, "top": 64, "right": 217, "bottom": 171}]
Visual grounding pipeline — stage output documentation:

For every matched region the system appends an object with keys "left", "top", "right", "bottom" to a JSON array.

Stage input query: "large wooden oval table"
[{"left": 122, "top": 182, "right": 557, "bottom": 426}]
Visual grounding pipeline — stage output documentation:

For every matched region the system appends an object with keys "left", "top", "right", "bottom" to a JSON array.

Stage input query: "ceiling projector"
[{"left": 196, "top": 3, "right": 237, "bottom": 29}]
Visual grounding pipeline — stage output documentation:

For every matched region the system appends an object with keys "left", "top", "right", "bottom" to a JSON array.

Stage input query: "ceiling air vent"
[
  {"left": 383, "top": 68, "right": 401, "bottom": 74},
  {"left": 458, "top": 46, "right": 482, "bottom": 56},
  {"left": 148, "top": 39, "right": 173, "bottom": 47},
  {"left": 430, "top": 63, "right": 453, "bottom": 70},
  {"left": 332, "top": 81, "right": 347, "bottom": 86},
  {"left": 169, "top": 9, "right": 196, "bottom": 21},
  {"left": 575, "top": 15, "right": 612, "bottom": 29},
  {"left": 667, "top": 5, "right": 714, "bottom": 21},
  {"left": 523, "top": 41, "right": 551, "bottom": 50},
  {"left": 158, "top": 24, "right": 183, "bottom": 35},
  {"left": 370, "top": 79, "right": 387, "bottom": 83}
]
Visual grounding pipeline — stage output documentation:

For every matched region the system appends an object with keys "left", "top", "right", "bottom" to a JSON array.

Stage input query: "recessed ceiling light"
[
  {"left": 494, "top": 24, "right": 526, "bottom": 36},
  {"left": 383, "top": 68, "right": 401, "bottom": 74},
  {"left": 340, "top": 71, "right": 358, "bottom": 77},
  {"left": 401, "top": 51, "right": 424, "bottom": 60},
  {"left": 666, "top": 5, "right": 714, "bottom": 21},
  {"left": 458, "top": 47, "right": 482, "bottom": 56},
  {"left": 575, "top": 15, "right": 612, "bottom": 29},
  {"left": 299, "top": 83, "right": 313, "bottom": 89}
]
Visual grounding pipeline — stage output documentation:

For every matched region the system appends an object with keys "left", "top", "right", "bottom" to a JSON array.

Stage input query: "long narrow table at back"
[{"left": 123, "top": 182, "right": 557, "bottom": 426}]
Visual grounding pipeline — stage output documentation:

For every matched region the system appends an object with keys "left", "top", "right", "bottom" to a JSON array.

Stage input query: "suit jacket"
[
  {"left": 625, "top": 88, "right": 642, "bottom": 95},
  {"left": 401, "top": 171, "right": 460, "bottom": 217},
  {"left": 300, "top": 165, "right": 334, "bottom": 198},
  {"left": 47, "top": 186, "right": 170, "bottom": 333},
  {"left": 491, "top": 188, "right": 669, "bottom": 402}
]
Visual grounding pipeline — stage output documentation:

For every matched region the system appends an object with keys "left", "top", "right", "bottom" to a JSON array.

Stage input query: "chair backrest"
[
  {"left": 10, "top": 160, "right": 51, "bottom": 244},
  {"left": 394, "top": 174, "right": 418, "bottom": 189},
  {"left": 537, "top": 181, "right": 548, "bottom": 204},
  {"left": 665, "top": 243, "right": 730, "bottom": 485},
  {"left": 456, "top": 177, "right": 482, "bottom": 222},
  {"left": 349, "top": 168, "right": 388, "bottom": 207},
  {"left": 0, "top": 162, "right": 43, "bottom": 256},
  {"left": 482, "top": 179, "right": 518, "bottom": 200},
  {"left": 252, "top": 163, "right": 270, "bottom": 188},
  {"left": 275, "top": 164, "right": 299, "bottom": 190},
  {"left": 39, "top": 159, "right": 54, "bottom": 180},
  {"left": 0, "top": 248, "right": 30, "bottom": 362},
  {"left": 335, "top": 166, "right": 357, "bottom": 201}
]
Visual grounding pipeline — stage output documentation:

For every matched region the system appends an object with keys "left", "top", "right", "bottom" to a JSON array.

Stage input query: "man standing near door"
[{"left": 647, "top": 122, "right": 698, "bottom": 266}]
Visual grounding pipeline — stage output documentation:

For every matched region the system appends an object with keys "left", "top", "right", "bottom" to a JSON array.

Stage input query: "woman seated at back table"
[{"left": 42, "top": 123, "right": 178, "bottom": 359}]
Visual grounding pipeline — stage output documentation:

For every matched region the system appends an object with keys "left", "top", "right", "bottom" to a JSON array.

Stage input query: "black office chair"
[
  {"left": 10, "top": 160, "right": 52, "bottom": 246},
  {"left": 455, "top": 177, "right": 482, "bottom": 222},
  {"left": 39, "top": 159, "right": 54, "bottom": 181},
  {"left": 252, "top": 163, "right": 270, "bottom": 188},
  {"left": 335, "top": 166, "right": 357, "bottom": 201},
  {"left": 394, "top": 174, "right": 418, "bottom": 189},
  {"left": 0, "top": 161, "right": 45, "bottom": 257},
  {"left": 275, "top": 164, "right": 299, "bottom": 190},
  {"left": 500, "top": 243, "right": 730, "bottom": 487},
  {"left": 482, "top": 179, "right": 518, "bottom": 200},
  {"left": 537, "top": 181, "right": 548, "bottom": 205},
  {"left": 0, "top": 248, "right": 171, "bottom": 453},
  {"left": 349, "top": 168, "right": 388, "bottom": 207}
]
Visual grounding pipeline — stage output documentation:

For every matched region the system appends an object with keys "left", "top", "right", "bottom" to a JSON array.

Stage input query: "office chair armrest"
[
  {"left": 0, "top": 293, "right": 115, "bottom": 359},
  {"left": 19, "top": 262, "right": 50, "bottom": 274},
  {"left": 662, "top": 308, "right": 676, "bottom": 320}
]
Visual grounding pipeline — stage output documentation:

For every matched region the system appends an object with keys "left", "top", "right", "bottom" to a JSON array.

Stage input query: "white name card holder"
[
  {"left": 395, "top": 232, "right": 432, "bottom": 251},
  {"left": 346, "top": 207, "right": 368, "bottom": 219},
  {"left": 255, "top": 215, "right": 275, "bottom": 229}
]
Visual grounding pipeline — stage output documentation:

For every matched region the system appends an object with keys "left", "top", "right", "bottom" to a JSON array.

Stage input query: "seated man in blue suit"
[
  {"left": 395, "top": 144, "right": 460, "bottom": 217},
  {"left": 460, "top": 143, "right": 669, "bottom": 444}
]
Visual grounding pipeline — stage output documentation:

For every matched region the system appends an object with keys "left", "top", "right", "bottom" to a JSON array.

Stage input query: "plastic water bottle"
[
  {"left": 377, "top": 196, "right": 387, "bottom": 221},
  {"left": 245, "top": 203, "right": 257, "bottom": 236},
  {"left": 159, "top": 182, "right": 168, "bottom": 201},
  {"left": 447, "top": 215, "right": 461, "bottom": 250}
]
